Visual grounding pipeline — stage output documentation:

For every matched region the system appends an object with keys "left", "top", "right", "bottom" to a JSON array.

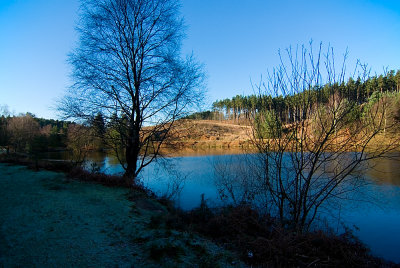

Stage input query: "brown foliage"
[
  {"left": 7, "top": 115, "right": 40, "bottom": 152},
  {"left": 178, "top": 205, "right": 398, "bottom": 267}
]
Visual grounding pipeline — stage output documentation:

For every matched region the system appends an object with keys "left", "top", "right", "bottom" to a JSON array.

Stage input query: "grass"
[
  {"left": 0, "top": 162, "right": 242, "bottom": 267},
  {"left": 0, "top": 153, "right": 144, "bottom": 188}
]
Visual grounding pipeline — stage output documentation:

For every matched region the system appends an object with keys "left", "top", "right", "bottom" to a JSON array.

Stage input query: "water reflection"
[{"left": 367, "top": 153, "right": 400, "bottom": 185}]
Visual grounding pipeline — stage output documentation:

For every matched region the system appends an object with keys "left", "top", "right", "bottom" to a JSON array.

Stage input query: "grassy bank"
[{"left": 0, "top": 163, "right": 241, "bottom": 267}]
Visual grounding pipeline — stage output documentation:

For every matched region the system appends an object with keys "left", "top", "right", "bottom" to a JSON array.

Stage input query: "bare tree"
[
  {"left": 0, "top": 107, "right": 9, "bottom": 151},
  {"left": 59, "top": 0, "right": 204, "bottom": 182},
  {"left": 0, "top": 105, "right": 10, "bottom": 117},
  {"left": 245, "top": 43, "right": 400, "bottom": 232},
  {"left": 7, "top": 114, "right": 40, "bottom": 153},
  {"left": 66, "top": 124, "right": 93, "bottom": 166}
]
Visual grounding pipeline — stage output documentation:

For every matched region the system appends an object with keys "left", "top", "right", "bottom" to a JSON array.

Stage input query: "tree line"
[
  {"left": 209, "top": 70, "right": 400, "bottom": 124},
  {"left": 0, "top": 110, "right": 158, "bottom": 165},
  {"left": 0, "top": 112, "right": 70, "bottom": 154},
  {"left": 0, "top": 111, "right": 109, "bottom": 159}
]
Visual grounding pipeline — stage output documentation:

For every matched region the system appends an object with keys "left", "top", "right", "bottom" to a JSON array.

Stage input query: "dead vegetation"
[
  {"left": 148, "top": 119, "right": 252, "bottom": 151},
  {"left": 168, "top": 204, "right": 399, "bottom": 267}
]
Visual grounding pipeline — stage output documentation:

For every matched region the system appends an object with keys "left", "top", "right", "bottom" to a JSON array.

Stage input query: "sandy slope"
[
  {"left": 0, "top": 164, "right": 241, "bottom": 267},
  {"left": 166, "top": 120, "right": 252, "bottom": 149}
]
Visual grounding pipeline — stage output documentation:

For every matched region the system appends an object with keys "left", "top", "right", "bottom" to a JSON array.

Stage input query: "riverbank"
[
  {"left": 2, "top": 157, "right": 400, "bottom": 267},
  {"left": 0, "top": 163, "right": 241, "bottom": 267}
]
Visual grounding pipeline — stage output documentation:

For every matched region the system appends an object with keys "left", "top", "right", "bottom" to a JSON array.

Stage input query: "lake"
[{"left": 44, "top": 150, "right": 400, "bottom": 263}]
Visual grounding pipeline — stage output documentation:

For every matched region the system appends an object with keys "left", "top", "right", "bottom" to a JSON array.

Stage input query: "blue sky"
[{"left": 0, "top": 0, "right": 399, "bottom": 119}]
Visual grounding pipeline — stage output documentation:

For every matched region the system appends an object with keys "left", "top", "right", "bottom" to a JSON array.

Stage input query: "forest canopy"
[{"left": 208, "top": 70, "right": 400, "bottom": 124}]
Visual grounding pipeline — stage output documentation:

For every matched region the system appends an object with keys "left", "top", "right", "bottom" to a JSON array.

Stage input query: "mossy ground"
[{"left": 0, "top": 163, "right": 242, "bottom": 267}]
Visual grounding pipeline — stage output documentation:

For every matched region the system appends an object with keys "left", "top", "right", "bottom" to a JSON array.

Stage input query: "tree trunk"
[
  {"left": 125, "top": 145, "right": 139, "bottom": 181},
  {"left": 124, "top": 128, "right": 140, "bottom": 182}
]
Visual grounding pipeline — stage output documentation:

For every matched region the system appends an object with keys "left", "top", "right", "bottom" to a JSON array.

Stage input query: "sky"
[{"left": 0, "top": 0, "right": 399, "bottom": 119}]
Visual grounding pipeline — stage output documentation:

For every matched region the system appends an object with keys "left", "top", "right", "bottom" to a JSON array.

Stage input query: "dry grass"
[{"left": 147, "top": 119, "right": 253, "bottom": 151}]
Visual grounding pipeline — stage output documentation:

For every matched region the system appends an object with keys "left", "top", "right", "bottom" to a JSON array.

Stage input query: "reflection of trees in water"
[
  {"left": 213, "top": 154, "right": 263, "bottom": 206},
  {"left": 59, "top": 150, "right": 188, "bottom": 200},
  {"left": 145, "top": 158, "right": 188, "bottom": 201},
  {"left": 213, "top": 152, "right": 376, "bottom": 230},
  {"left": 367, "top": 153, "right": 400, "bottom": 185}
]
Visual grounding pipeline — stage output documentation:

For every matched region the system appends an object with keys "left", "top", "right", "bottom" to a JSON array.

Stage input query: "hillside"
[{"left": 163, "top": 120, "right": 252, "bottom": 155}]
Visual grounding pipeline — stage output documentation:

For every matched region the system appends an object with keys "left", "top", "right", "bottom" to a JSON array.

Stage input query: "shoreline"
[{"left": 1, "top": 154, "right": 400, "bottom": 266}]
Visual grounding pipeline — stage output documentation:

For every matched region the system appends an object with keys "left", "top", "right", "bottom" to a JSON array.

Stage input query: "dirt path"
[{"left": 0, "top": 164, "right": 241, "bottom": 267}]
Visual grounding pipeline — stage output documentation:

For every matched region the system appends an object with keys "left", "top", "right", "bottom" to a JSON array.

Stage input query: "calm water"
[{"left": 45, "top": 151, "right": 400, "bottom": 262}]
